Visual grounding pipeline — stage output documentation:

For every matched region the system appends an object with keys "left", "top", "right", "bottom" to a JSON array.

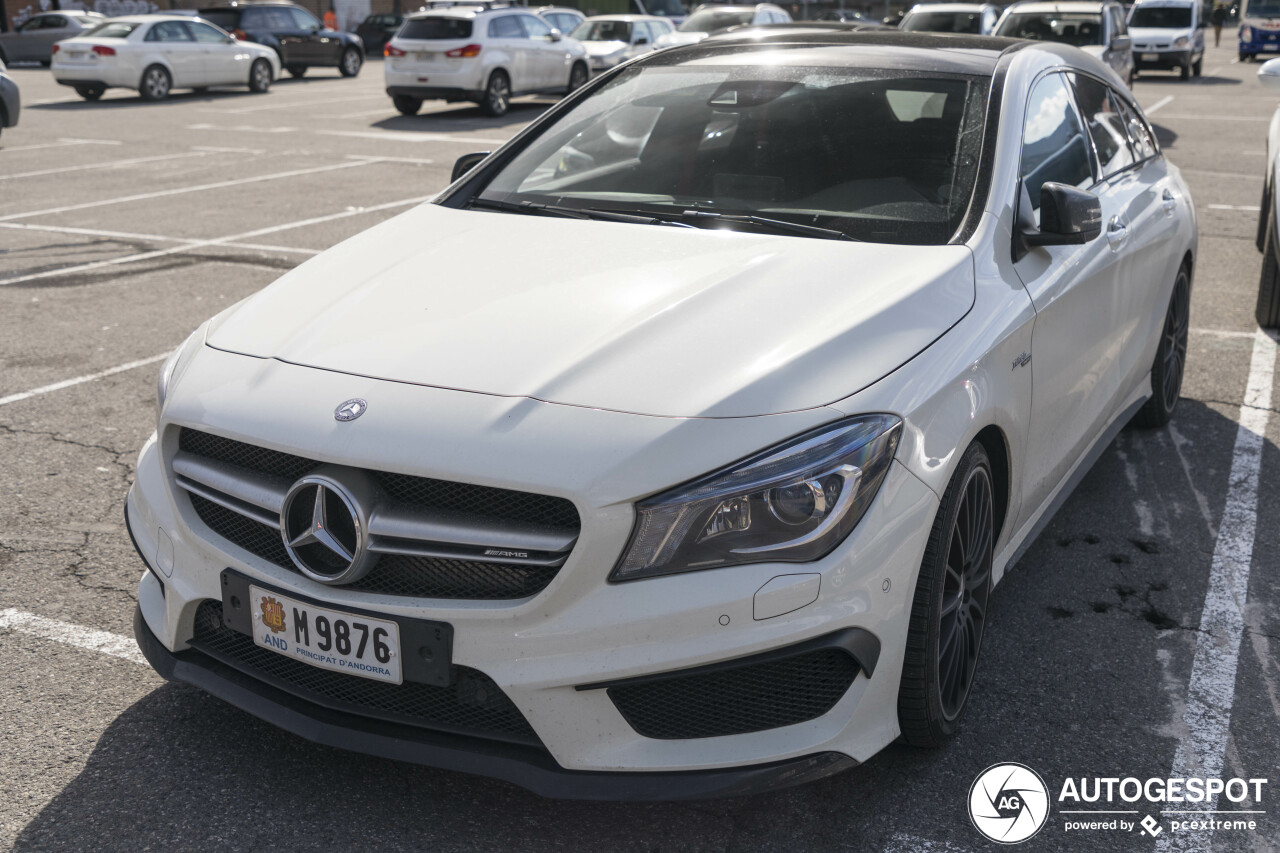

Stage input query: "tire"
[
  {"left": 248, "top": 58, "right": 272, "bottom": 93},
  {"left": 1180, "top": 61, "right": 1190, "bottom": 80},
  {"left": 1240, "top": 51, "right": 1248, "bottom": 61},
  {"left": 1258, "top": 207, "right": 1280, "bottom": 328},
  {"left": 1193, "top": 57, "right": 1203, "bottom": 77},
  {"left": 339, "top": 47, "right": 362, "bottom": 78},
  {"left": 1135, "top": 265, "right": 1191, "bottom": 427},
  {"left": 1256, "top": 182, "right": 1270, "bottom": 252},
  {"left": 139, "top": 64, "right": 171, "bottom": 102},
  {"left": 565, "top": 61, "right": 587, "bottom": 94},
  {"left": 287, "top": 65, "right": 307, "bottom": 78},
  {"left": 898, "top": 442, "right": 994, "bottom": 748},
  {"left": 481, "top": 69, "right": 509, "bottom": 117},
  {"left": 392, "top": 94, "right": 422, "bottom": 116},
  {"left": 75, "top": 84, "right": 105, "bottom": 101}
]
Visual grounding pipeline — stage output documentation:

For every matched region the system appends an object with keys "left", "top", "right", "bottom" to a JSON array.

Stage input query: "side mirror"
[
  {"left": 451, "top": 151, "right": 490, "bottom": 182},
  {"left": 548, "top": 27, "right": 562, "bottom": 41},
  {"left": 1259, "top": 57, "right": 1280, "bottom": 89},
  {"left": 1017, "top": 182, "right": 1102, "bottom": 255},
  {"left": 635, "top": 35, "right": 649, "bottom": 44},
  {"left": 224, "top": 35, "right": 236, "bottom": 44}
]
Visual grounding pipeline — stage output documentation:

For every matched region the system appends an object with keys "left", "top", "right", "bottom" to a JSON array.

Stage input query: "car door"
[
  {"left": 262, "top": 6, "right": 308, "bottom": 66},
  {"left": 517, "top": 13, "right": 563, "bottom": 90},
  {"left": 1105, "top": 5, "right": 1134, "bottom": 80},
  {"left": 146, "top": 21, "right": 205, "bottom": 87},
  {"left": 488, "top": 14, "right": 535, "bottom": 91},
  {"left": 188, "top": 20, "right": 245, "bottom": 86},
  {"left": 1013, "top": 71, "right": 1130, "bottom": 525},
  {"left": 288, "top": 7, "right": 340, "bottom": 66},
  {"left": 18, "top": 15, "right": 68, "bottom": 63}
]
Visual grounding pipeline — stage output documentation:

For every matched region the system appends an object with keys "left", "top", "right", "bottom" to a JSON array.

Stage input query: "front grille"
[
  {"left": 607, "top": 648, "right": 859, "bottom": 740},
  {"left": 190, "top": 600, "right": 540, "bottom": 746},
  {"left": 177, "top": 428, "right": 579, "bottom": 600},
  {"left": 188, "top": 493, "right": 561, "bottom": 600},
  {"left": 178, "top": 429, "right": 580, "bottom": 529}
]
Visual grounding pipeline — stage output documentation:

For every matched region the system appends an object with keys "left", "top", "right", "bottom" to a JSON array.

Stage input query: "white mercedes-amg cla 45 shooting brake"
[{"left": 127, "top": 31, "right": 1196, "bottom": 798}]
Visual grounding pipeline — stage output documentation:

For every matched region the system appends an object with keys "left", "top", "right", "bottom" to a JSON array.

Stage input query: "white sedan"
[
  {"left": 52, "top": 15, "right": 280, "bottom": 101},
  {"left": 128, "top": 32, "right": 1195, "bottom": 797}
]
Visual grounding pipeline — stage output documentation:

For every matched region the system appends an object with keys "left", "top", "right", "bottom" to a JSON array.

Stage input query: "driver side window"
[{"left": 1019, "top": 73, "right": 1094, "bottom": 214}]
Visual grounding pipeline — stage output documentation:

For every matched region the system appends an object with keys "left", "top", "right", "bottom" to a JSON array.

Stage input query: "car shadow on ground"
[
  {"left": 1150, "top": 122, "right": 1179, "bottom": 149},
  {"left": 372, "top": 100, "right": 553, "bottom": 131}
]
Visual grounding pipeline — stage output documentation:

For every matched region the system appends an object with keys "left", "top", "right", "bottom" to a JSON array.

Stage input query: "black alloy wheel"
[
  {"left": 567, "top": 62, "right": 587, "bottom": 92},
  {"left": 898, "top": 442, "right": 994, "bottom": 747},
  {"left": 1135, "top": 265, "right": 1191, "bottom": 426},
  {"left": 482, "top": 70, "right": 509, "bottom": 117},
  {"left": 249, "top": 59, "right": 272, "bottom": 93},
  {"left": 339, "top": 47, "right": 362, "bottom": 77}
]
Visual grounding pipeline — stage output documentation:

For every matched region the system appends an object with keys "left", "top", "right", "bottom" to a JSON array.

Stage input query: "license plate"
[
  {"left": 413, "top": 51, "right": 435, "bottom": 61},
  {"left": 69, "top": 51, "right": 86, "bottom": 59},
  {"left": 249, "top": 584, "right": 402, "bottom": 684},
  {"left": 1142, "top": 53, "right": 1159, "bottom": 61}
]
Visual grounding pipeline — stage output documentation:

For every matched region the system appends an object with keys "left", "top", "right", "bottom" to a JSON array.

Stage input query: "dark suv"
[{"left": 198, "top": 3, "right": 365, "bottom": 78}]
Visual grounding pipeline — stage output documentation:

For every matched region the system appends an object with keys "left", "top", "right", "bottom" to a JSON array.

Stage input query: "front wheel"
[
  {"left": 481, "top": 70, "right": 509, "bottom": 117},
  {"left": 1258, "top": 207, "right": 1280, "bottom": 328},
  {"left": 287, "top": 64, "right": 307, "bottom": 78},
  {"left": 249, "top": 58, "right": 272, "bottom": 93},
  {"left": 1180, "top": 60, "right": 1190, "bottom": 80},
  {"left": 1192, "top": 57, "right": 1203, "bottom": 76},
  {"left": 898, "top": 442, "right": 994, "bottom": 748},
  {"left": 565, "top": 61, "right": 587, "bottom": 93},
  {"left": 339, "top": 47, "right": 362, "bottom": 77},
  {"left": 139, "top": 65, "right": 171, "bottom": 102},
  {"left": 75, "top": 84, "right": 105, "bottom": 101},
  {"left": 392, "top": 94, "right": 422, "bottom": 116},
  {"left": 1135, "top": 265, "right": 1191, "bottom": 427}
]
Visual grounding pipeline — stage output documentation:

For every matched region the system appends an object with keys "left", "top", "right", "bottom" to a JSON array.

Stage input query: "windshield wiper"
[
  {"left": 470, "top": 199, "right": 693, "bottom": 228},
  {"left": 653, "top": 210, "right": 860, "bottom": 242}
]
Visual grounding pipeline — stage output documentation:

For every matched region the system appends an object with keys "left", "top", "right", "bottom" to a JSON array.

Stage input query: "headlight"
[
  {"left": 1173, "top": 36, "right": 1190, "bottom": 47},
  {"left": 1242, "top": 25, "right": 1254, "bottom": 41},
  {"left": 156, "top": 324, "right": 206, "bottom": 419},
  {"left": 611, "top": 414, "right": 902, "bottom": 582}
]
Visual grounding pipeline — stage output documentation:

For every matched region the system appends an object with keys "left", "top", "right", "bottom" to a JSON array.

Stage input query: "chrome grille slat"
[{"left": 173, "top": 451, "right": 289, "bottom": 516}]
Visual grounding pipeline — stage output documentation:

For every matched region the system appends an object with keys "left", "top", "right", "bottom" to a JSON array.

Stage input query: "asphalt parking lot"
[{"left": 1, "top": 44, "right": 1278, "bottom": 852}]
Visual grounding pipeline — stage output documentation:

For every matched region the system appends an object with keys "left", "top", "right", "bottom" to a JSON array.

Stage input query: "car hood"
[
  {"left": 206, "top": 203, "right": 974, "bottom": 418},
  {"left": 1078, "top": 44, "right": 1107, "bottom": 58},
  {"left": 584, "top": 39, "right": 628, "bottom": 56},
  {"left": 657, "top": 31, "right": 707, "bottom": 46},
  {"left": 1128, "top": 26, "right": 1193, "bottom": 41}
]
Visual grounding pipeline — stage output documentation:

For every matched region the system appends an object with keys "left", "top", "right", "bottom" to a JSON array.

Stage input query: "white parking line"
[
  {"left": 218, "top": 92, "right": 387, "bottom": 114},
  {"left": 185, "top": 122, "right": 298, "bottom": 134},
  {"left": 0, "top": 137, "right": 122, "bottom": 153},
  {"left": 191, "top": 145, "right": 267, "bottom": 154},
  {"left": 1206, "top": 204, "right": 1262, "bottom": 211},
  {"left": 0, "top": 194, "right": 431, "bottom": 286},
  {"left": 1179, "top": 169, "right": 1258, "bottom": 180},
  {"left": 1192, "top": 327, "right": 1261, "bottom": 339},
  {"left": 0, "top": 150, "right": 211, "bottom": 182},
  {"left": 1155, "top": 328, "right": 1278, "bottom": 853},
  {"left": 0, "top": 608, "right": 145, "bottom": 665},
  {"left": 0, "top": 221, "right": 321, "bottom": 256},
  {"left": 0, "top": 160, "right": 372, "bottom": 223},
  {"left": 0, "top": 352, "right": 168, "bottom": 407},
  {"left": 1155, "top": 114, "right": 1270, "bottom": 121},
  {"left": 1145, "top": 95, "right": 1175, "bottom": 115},
  {"left": 318, "top": 129, "right": 509, "bottom": 145}
]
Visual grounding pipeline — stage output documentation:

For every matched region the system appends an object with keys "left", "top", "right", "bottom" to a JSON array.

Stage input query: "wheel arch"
[{"left": 972, "top": 424, "right": 1011, "bottom": 549}]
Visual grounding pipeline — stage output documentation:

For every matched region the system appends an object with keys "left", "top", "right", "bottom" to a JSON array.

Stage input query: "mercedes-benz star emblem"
[
  {"left": 280, "top": 475, "right": 375, "bottom": 585},
  {"left": 334, "top": 398, "right": 368, "bottom": 422}
]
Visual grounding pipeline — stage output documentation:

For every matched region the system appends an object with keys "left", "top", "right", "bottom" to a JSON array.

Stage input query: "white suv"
[{"left": 384, "top": 2, "right": 589, "bottom": 117}]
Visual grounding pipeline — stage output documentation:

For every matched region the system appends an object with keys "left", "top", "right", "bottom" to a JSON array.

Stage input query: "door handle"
[
  {"left": 1106, "top": 217, "right": 1129, "bottom": 247},
  {"left": 1161, "top": 189, "right": 1177, "bottom": 214}
]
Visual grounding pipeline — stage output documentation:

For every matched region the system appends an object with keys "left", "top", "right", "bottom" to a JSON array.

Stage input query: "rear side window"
[
  {"left": 147, "top": 21, "right": 194, "bottom": 41},
  {"left": 488, "top": 15, "right": 521, "bottom": 38},
  {"left": 1020, "top": 73, "right": 1093, "bottom": 212},
  {"left": 200, "top": 9, "right": 241, "bottom": 29},
  {"left": 401, "top": 17, "right": 474, "bottom": 39},
  {"left": 1112, "top": 96, "right": 1158, "bottom": 159}
]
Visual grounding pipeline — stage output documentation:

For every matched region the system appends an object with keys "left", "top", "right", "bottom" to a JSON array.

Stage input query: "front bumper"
[
  {"left": 128, "top": 349, "right": 938, "bottom": 789},
  {"left": 1133, "top": 48, "right": 1192, "bottom": 70}
]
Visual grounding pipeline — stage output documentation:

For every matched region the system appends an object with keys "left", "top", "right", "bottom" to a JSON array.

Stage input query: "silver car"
[
  {"left": 0, "top": 11, "right": 105, "bottom": 65},
  {"left": 0, "top": 58, "right": 18, "bottom": 140}
]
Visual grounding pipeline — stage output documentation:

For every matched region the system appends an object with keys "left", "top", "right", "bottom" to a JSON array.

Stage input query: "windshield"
[
  {"left": 902, "top": 11, "right": 984, "bottom": 33},
  {"left": 995, "top": 12, "right": 1105, "bottom": 45},
  {"left": 645, "top": 0, "right": 687, "bottom": 15},
  {"left": 471, "top": 63, "right": 988, "bottom": 245},
  {"left": 84, "top": 21, "right": 141, "bottom": 38},
  {"left": 1129, "top": 6, "right": 1192, "bottom": 26},
  {"left": 572, "top": 20, "right": 632, "bottom": 41},
  {"left": 1244, "top": 0, "right": 1280, "bottom": 16},
  {"left": 679, "top": 9, "right": 755, "bottom": 32}
]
